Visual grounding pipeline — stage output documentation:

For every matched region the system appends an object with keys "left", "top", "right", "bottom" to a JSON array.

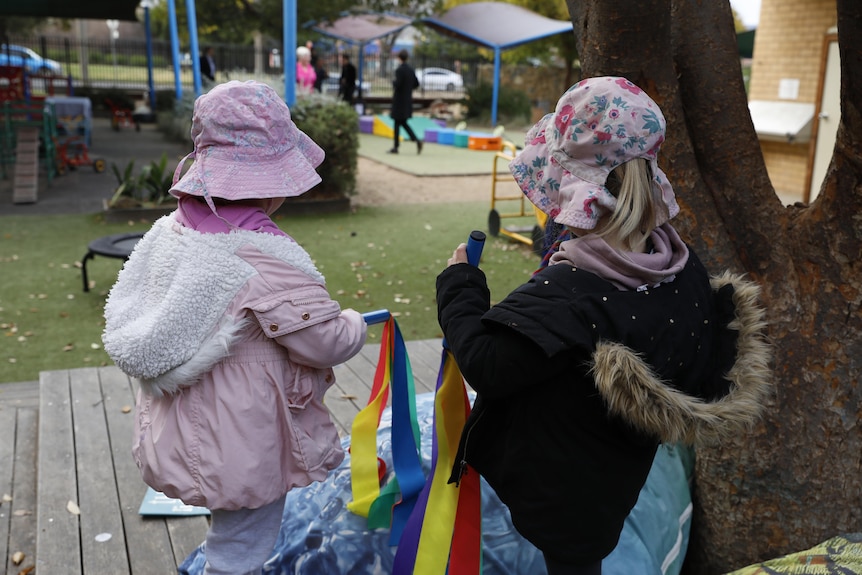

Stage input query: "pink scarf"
[
  {"left": 176, "top": 196, "right": 289, "bottom": 237},
  {"left": 548, "top": 223, "right": 689, "bottom": 290}
]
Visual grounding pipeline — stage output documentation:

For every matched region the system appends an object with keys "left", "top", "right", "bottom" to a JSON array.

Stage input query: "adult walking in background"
[
  {"left": 339, "top": 53, "right": 357, "bottom": 105},
  {"left": 200, "top": 46, "right": 216, "bottom": 84},
  {"left": 388, "top": 49, "right": 422, "bottom": 155},
  {"left": 308, "top": 40, "right": 326, "bottom": 93}
]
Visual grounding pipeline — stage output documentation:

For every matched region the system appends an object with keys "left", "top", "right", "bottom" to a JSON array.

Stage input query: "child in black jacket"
[{"left": 436, "top": 77, "right": 772, "bottom": 575}]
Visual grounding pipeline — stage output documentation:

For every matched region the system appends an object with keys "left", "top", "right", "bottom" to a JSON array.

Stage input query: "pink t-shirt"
[{"left": 296, "top": 62, "right": 316, "bottom": 90}]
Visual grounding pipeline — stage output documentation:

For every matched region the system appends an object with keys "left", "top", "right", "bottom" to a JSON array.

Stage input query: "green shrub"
[
  {"left": 290, "top": 93, "right": 359, "bottom": 198},
  {"left": 108, "top": 153, "right": 174, "bottom": 208},
  {"left": 464, "top": 82, "right": 531, "bottom": 126}
]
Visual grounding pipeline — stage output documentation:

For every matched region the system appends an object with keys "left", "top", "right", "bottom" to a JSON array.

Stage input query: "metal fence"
[{"left": 5, "top": 34, "right": 481, "bottom": 100}]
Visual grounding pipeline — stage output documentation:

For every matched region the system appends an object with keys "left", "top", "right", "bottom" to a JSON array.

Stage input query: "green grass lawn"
[{"left": 0, "top": 203, "right": 541, "bottom": 384}]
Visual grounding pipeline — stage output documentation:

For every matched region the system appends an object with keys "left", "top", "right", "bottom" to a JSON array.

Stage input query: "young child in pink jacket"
[{"left": 103, "top": 80, "right": 367, "bottom": 575}]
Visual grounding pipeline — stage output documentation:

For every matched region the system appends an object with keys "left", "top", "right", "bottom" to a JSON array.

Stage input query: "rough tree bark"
[{"left": 564, "top": 0, "right": 862, "bottom": 572}]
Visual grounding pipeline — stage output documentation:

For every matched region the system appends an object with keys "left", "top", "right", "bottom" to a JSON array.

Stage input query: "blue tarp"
[{"left": 180, "top": 392, "right": 694, "bottom": 574}]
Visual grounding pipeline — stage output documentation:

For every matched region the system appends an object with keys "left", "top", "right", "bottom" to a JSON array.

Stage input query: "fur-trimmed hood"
[{"left": 592, "top": 271, "right": 772, "bottom": 445}]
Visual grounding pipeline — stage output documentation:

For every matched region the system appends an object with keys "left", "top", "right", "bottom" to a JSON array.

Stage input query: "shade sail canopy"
[
  {"left": 0, "top": 0, "right": 142, "bottom": 21},
  {"left": 421, "top": 2, "right": 572, "bottom": 50},
  {"left": 309, "top": 13, "right": 414, "bottom": 45},
  {"left": 421, "top": 2, "right": 573, "bottom": 126}
]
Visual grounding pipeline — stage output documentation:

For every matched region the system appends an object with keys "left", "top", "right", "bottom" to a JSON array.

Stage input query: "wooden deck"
[{"left": 0, "top": 338, "right": 446, "bottom": 574}]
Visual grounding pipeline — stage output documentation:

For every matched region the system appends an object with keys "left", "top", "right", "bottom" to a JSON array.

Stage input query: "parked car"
[
  {"left": 0, "top": 44, "right": 62, "bottom": 75},
  {"left": 321, "top": 72, "right": 371, "bottom": 96},
  {"left": 415, "top": 67, "right": 464, "bottom": 92}
]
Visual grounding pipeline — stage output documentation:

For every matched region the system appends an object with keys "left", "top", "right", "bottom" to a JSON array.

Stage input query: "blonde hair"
[{"left": 600, "top": 159, "right": 666, "bottom": 251}]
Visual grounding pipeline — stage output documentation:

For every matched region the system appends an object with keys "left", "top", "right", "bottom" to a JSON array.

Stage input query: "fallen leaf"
[
  {"left": 12, "top": 509, "right": 31, "bottom": 516},
  {"left": 2, "top": 493, "right": 12, "bottom": 502},
  {"left": 62, "top": 344, "right": 74, "bottom": 352},
  {"left": 11, "top": 551, "right": 24, "bottom": 565},
  {"left": 67, "top": 500, "right": 80, "bottom": 515},
  {"left": 66, "top": 294, "right": 75, "bottom": 300},
  {"left": 90, "top": 343, "right": 101, "bottom": 350},
  {"left": 8, "top": 358, "right": 16, "bottom": 364},
  {"left": 19, "top": 565, "right": 36, "bottom": 575},
  {"left": 340, "top": 394, "right": 358, "bottom": 400},
  {"left": 121, "top": 405, "right": 132, "bottom": 413}
]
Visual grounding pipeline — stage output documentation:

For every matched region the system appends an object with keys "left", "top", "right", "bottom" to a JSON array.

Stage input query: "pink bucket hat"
[
  {"left": 170, "top": 80, "right": 324, "bottom": 202},
  {"left": 510, "top": 76, "right": 679, "bottom": 230}
]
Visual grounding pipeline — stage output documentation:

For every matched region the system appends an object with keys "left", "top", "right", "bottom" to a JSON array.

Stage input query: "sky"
[{"left": 730, "top": 0, "right": 762, "bottom": 28}]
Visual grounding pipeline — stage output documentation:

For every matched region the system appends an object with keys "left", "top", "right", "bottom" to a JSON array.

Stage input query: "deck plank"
[
  {"left": 0, "top": 380, "right": 40, "bottom": 410},
  {"left": 36, "top": 369, "right": 82, "bottom": 574},
  {"left": 4, "top": 408, "right": 38, "bottom": 575},
  {"left": 69, "top": 367, "right": 132, "bottom": 574},
  {"left": 23, "top": 338, "right": 448, "bottom": 573},
  {"left": 405, "top": 339, "right": 445, "bottom": 394},
  {"left": 324, "top": 369, "right": 365, "bottom": 436},
  {"left": 0, "top": 403, "right": 14, "bottom": 572},
  {"left": 98, "top": 366, "right": 186, "bottom": 574}
]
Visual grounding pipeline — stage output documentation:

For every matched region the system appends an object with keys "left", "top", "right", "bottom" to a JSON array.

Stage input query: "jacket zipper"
[
  {"left": 292, "top": 297, "right": 330, "bottom": 305},
  {"left": 455, "top": 407, "right": 486, "bottom": 487}
]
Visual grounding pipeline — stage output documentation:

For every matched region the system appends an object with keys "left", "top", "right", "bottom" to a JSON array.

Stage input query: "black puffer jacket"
[{"left": 436, "top": 249, "right": 771, "bottom": 565}]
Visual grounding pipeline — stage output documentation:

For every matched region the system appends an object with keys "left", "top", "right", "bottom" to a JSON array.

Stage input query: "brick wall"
[
  {"left": 749, "top": 0, "right": 836, "bottom": 200},
  {"left": 760, "top": 140, "right": 810, "bottom": 200}
]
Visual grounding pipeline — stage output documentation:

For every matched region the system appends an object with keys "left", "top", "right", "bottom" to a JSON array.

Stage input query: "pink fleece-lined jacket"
[{"left": 103, "top": 209, "right": 367, "bottom": 510}]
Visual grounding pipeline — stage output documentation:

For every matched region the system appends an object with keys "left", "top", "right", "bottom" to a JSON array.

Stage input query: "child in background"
[
  {"left": 436, "top": 77, "right": 771, "bottom": 575},
  {"left": 103, "top": 81, "right": 367, "bottom": 575},
  {"left": 296, "top": 45, "right": 317, "bottom": 93}
]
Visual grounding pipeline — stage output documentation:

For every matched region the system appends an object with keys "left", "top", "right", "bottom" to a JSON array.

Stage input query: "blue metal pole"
[
  {"left": 185, "top": 0, "right": 203, "bottom": 96},
  {"left": 492, "top": 48, "right": 500, "bottom": 127},
  {"left": 167, "top": 0, "right": 182, "bottom": 100},
  {"left": 284, "top": 0, "right": 297, "bottom": 105},
  {"left": 145, "top": 7, "right": 156, "bottom": 111},
  {"left": 357, "top": 43, "right": 365, "bottom": 112}
]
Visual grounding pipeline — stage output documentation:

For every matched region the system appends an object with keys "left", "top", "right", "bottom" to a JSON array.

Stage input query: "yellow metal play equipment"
[{"left": 488, "top": 139, "right": 547, "bottom": 255}]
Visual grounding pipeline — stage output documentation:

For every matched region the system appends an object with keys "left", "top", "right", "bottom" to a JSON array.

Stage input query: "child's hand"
[{"left": 447, "top": 243, "right": 469, "bottom": 267}]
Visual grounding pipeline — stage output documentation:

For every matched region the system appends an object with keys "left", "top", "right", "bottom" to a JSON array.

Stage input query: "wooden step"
[
  {"left": 20, "top": 338, "right": 446, "bottom": 573},
  {"left": 12, "top": 127, "right": 40, "bottom": 204}
]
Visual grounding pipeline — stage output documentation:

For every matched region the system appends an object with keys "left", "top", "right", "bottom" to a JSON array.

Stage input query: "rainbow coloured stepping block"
[
  {"left": 359, "top": 115, "right": 375, "bottom": 134},
  {"left": 468, "top": 133, "right": 503, "bottom": 151},
  {"left": 436, "top": 128, "right": 455, "bottom": 146},
  {"left": 371, "top": 115, "right": 443, "bottom": 142}
]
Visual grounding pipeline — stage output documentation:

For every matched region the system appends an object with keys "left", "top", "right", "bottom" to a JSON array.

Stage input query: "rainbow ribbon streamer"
[
  {"left": 347, "top": 316, "right": 425, "bottom": 545},
  {"left": 392, "top": 348, "right": 482, "bottom": 574},
  {"left": 351, "top": 291, "right": 483, "bottom": 573}
]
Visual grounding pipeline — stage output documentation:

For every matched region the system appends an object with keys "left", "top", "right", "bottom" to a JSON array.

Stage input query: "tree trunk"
[{"left": 564, "top": 0, "right": 862, "bottom": 572}]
